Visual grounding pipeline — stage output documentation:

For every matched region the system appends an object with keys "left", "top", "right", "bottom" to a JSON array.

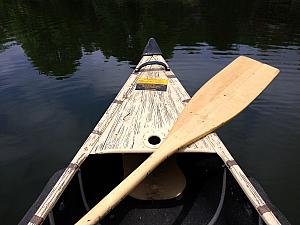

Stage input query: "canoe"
[{"left": 20, "top": 38, "right": 290, "bottom": 225}]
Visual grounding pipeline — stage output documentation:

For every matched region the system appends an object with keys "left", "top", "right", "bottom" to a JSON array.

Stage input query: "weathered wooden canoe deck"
[
  {"left": 22, "top": 39, "right": 290, "bottom": 225},
  {"left": 91, "top": 54, "right": 219, "bottom": 154},
  {"left": 28, "top": 54, "right": 229, "bottom": 224}
]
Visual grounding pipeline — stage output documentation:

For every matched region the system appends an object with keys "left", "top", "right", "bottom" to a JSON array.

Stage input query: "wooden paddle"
[{"left": 76, "top": 56, "right": 280, "bottom": 225}]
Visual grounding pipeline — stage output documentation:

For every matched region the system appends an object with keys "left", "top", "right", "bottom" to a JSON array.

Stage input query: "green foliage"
[{"left": 0, "top": 0, "right": 299, "bottom": 78}]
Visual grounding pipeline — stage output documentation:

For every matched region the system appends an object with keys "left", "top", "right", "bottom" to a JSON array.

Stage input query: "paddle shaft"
[
  {"left": 76, "top": 56, "right": 280, "bottom": 225},
  {"left": 76, "top": 134, "right": 203, "bottom": 225}
]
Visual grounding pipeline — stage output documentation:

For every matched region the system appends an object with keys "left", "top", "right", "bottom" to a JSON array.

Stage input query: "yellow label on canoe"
[{"left": 137, "top": 78, "right": 168, "bottom": 85}]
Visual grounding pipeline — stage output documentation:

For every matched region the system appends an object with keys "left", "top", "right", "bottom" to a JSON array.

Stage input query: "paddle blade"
[{"left": 166, "top": 56, "right": 279, "bottom": 149}]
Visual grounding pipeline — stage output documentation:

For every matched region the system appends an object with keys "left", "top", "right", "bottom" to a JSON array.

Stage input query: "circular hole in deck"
[{"left": 148, "top": 136, "right": 161, "bottom": 145}]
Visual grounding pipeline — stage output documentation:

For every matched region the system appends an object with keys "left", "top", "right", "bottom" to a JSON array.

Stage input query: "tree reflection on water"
[{"left": 0, "top": 0, "right": 299, "bottom": 78}]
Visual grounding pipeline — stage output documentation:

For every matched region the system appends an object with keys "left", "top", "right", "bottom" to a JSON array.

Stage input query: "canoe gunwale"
[
  {"left": 20, "top": 38, "right": 290, "bottom": 225},
  {"left": 20, "top": 153, "right": 290, "bottom": 225}
]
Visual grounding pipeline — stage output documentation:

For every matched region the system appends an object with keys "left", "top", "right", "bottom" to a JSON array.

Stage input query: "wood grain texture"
[
  {"left": 166, "top": 56, "right": 279, "bottom": 148},
  {"left": 76, "top": 56, "right": 280, "bottom": 225},
  {"left": 91, "top": 55, "right": 217, "bottom": 154},
  {"left": 29, "top": 55, "right": 280, "bottom": 225},
  {"left": 27, "top": 54, "right": 221, "bottom": 224}
]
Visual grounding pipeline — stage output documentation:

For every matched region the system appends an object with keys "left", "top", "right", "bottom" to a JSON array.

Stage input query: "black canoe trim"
[
  {"left": 207, "top": 167, "right": 227, "bottom": 225},
  {"left": 135, "top": 61, "right": 170, "bottom": 72},
  {"left": 142, "top": 38, "right": 162, "bottom": 56},
  {"left": 249, "top": 177, "right": 291, "bottom": 225},
  {"left": 18, "top": 169, "right": 65, "bottom": 225}
]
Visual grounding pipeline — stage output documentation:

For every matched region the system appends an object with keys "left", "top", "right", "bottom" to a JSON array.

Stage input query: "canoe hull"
[{"left": 22, "top": 153, "right": 280, "bottom": 225}]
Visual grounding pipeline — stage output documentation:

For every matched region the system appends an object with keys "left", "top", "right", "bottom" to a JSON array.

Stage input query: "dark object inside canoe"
[{"left": 19, "top": 153, "right": 290, "bottom": 225}]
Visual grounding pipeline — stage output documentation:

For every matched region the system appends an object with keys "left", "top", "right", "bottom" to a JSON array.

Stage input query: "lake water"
[{"left": 0, "top": 0, "right": 300, "bottom": 224}]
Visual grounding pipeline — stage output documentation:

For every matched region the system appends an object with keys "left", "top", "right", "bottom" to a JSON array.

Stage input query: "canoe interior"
[
  {"left": 25, "top": 153, "right": 267, "bottom": 225},
  {"left": 19, "top": 38, "right": 290, "bottom": 225}
]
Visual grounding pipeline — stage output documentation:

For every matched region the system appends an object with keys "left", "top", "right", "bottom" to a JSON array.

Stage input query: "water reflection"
[
  {"left": 1, "top": 0, "right": 300, "bottom": 224},
  {"left": 0, "top": 0, "right": 299, "bottom": 79}
]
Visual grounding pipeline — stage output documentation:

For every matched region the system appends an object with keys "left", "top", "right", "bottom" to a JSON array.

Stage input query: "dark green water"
[{"left": 1, "top": 0, "right": 300, "bottom": 224}]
